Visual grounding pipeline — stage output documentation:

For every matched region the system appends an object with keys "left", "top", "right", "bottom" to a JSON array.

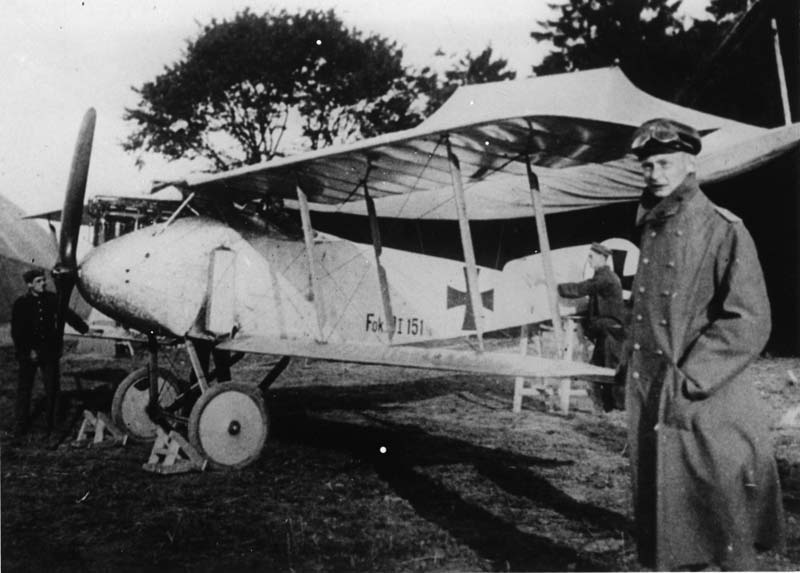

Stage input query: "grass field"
[{"left": 2, "top": 344, "right": 799, "bottom": 571}]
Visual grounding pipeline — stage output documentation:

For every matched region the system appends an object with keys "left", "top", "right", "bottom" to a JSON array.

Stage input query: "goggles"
[{"left": 630, "top": 119, "right": 701, "bottom": 157}]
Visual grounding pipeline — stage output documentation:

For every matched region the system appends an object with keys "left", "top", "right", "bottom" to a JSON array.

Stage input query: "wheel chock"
[
  {"left": 142, "top": 427, "right": 208, "bottom": 474},
  {"left": 74, "top": 410, "right": 128, "bottom": 447}
]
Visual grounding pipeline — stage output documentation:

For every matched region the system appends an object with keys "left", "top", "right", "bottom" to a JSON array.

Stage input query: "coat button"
[
  {"left": 642, "top": 258, "right": 650, "bottom": 265},
  {"left": 666, "top": 261, "right": 675, "bottom": 268},
  {"left": 632, "top": 372, "right": 640, "bottom": 379},
  {"left": 659, "top": 319, "right": 668, "bottom": 326},
  {"left": 655, "top": 349, "right": 664, "bottom": 355},
  {"left": 676, "top": 230, "right": 683, "bottom": 236},
  {"left": 661, "top": 290, "right": 671, "bottom": 296},
  {"left": 635, "top": 314, "right": 643, "bottom": 322},
  {"left": 650, "top": 231, "right": 657, "bottom": 237},
  {"left": 633, "top": 343, "right": 641, "bottom": 350},
  {"left": 638, "top": 286, "right": 646, "bottom": 294}
]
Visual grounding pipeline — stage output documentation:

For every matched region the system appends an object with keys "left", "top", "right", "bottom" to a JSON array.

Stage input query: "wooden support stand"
[
  {"left": 142, "top": 427, "right": 207, "bottom": 474},
  {"left": 513, "top": 376, "right": 553, "bottom": 412},
  {"left": 512, "top": 318, "right": 587, "bottom": 414},
  {"left": 75, "top": 410, "right": 128, "bottom": 446}
]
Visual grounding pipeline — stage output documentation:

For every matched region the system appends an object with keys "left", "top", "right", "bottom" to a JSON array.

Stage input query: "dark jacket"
[
  {"left": 624, "top": 175, "right": 784, "bottom": 570},
  {"left": 558, "top": 265, "right": 625, "bottom": 368},
  {"left": 11, "top": 291, "right": 87, "bottom": 360},
  {"left": 558, "top": 265, "right": 624, "bottom": 330}
]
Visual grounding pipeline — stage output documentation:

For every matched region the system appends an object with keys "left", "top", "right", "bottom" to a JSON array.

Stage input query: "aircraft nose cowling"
[{"left": 77, "top": 217, "right": 244, "bottom": 336}]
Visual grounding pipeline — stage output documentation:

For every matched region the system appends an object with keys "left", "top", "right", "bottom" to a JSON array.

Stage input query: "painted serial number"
[{"left": 365, "top": 313, "right": 425, "bottom": 336}]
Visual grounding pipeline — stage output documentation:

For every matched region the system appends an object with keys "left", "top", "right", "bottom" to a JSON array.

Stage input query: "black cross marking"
[{"left": 446, "top": 267, "right": 494, "bottom": 331}]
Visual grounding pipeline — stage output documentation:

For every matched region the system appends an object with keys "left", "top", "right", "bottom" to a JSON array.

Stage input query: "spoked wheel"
[
  {"left": 111, "top": 367, "right": 185, "bottom": 442},
  {"left": 188, "top": 382, "right": 268, "bottom": 470}
]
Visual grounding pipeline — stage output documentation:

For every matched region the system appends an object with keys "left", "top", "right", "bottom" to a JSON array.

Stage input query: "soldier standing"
[
  {"left": 624, "top": 118, "right": 784, "bottom": 570},
  {"left": 11, "top": 269, "right": 88, "bottom": 440}
]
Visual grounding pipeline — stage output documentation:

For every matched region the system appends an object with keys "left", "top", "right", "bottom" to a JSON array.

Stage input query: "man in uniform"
[
  {"left": 624, "top": 118, "right": 784, "bottom": 570},
  {"left": 557, "top": 242, "right": 625, "bottom": 411},
  {"left": 11, "top": 269, "right": 88, "bottom": 441}
]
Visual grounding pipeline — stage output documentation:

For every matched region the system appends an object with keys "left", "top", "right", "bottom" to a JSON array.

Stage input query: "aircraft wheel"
[
  {"left": 188, "top": 382, "right": 268, "bottom": 470},
  {"left": 111, "top": 367, "right": 184, "bottom": 442}
]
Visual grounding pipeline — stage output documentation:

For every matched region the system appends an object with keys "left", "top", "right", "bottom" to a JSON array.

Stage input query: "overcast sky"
[{"left": 1, "top": 0, "right": 710, "bottom": 214}]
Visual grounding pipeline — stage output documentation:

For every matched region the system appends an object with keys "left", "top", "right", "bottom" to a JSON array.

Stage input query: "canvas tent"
[
  {"left": 165, "top": 66, "right": 800, "bottom": 224},
  {"left": 298, "top": 67, "right": 800, "bottom": 219}
]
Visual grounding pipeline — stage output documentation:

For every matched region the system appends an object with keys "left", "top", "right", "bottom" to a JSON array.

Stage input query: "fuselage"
[{"left": 77, "top": 216, "right": 597, "bottom": 345}]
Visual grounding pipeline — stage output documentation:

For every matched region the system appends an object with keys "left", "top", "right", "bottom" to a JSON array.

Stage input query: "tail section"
[{"left": 500, "top": 238, "right": 639, "bottom": 324}]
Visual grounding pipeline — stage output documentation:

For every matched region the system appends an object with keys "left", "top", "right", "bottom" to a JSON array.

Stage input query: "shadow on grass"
[
  {"left": 376, "top": 459, "right": 602, "bottom": 571},
  {"left": 477, "top": 462, "right": 630, "bottom": 534},
  {"left": 269, "top": 374, "right": 512, "bottom": 415},
  {"left": 271, "top": 398, "right": 629, "bottom": 571}
]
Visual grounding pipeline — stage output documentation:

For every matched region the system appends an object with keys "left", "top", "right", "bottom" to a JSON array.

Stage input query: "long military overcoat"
[{"left": 624, "top": 175, "right": 784, "bottom": 570}]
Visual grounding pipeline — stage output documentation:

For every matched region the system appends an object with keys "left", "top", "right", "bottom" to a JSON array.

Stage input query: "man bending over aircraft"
[
  {"left": 557, "top": 242, "right": 625, "bottom": 412},
  {"left": 11, "top": 269, "right": 88, "bottom": 444},
  {"left": 623, "top": 117, "right": 784, "bottom": 570}
]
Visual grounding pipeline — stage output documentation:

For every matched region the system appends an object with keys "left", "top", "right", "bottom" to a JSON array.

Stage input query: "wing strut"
[
  {"left": 184, "top": 339, "right": 210, "bottom": 393},
  {"left": 525, "top": 156, "right": 573, "bottom": 413},
  {"left": 158, "top": 192, "right": 196, "bottom": 233},
  {"left": 363, "top": 176, "right": 395, "bottom": 343},
  {"left": 295, "top": 181, "right": 326, "bottom": 343},
  {"left": 525, "top": 157, "right": 564, "bottom": 354},
  {"left": 445, "top": 136, "right": 484, "bottom": 352}
]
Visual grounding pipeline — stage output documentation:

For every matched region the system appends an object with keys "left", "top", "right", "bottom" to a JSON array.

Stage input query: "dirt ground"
[{"left": 2, "top": 340, "right": 800, "bottom": 572}]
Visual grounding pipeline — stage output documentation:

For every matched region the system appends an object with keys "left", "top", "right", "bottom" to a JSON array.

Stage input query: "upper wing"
[
  {"left": 298, "top": 120, "right": 800, "bottom": 220},
  {"left": 154, "top": 67, "right": 800, "bottom": 218},
  {"left": 160, "top": 114, "right": 634, "bottom": 206}
]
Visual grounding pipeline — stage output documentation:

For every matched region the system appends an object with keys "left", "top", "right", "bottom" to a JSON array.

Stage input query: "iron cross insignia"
[{"left": 446, "top": 267, "right": 494, "bottom": 331}]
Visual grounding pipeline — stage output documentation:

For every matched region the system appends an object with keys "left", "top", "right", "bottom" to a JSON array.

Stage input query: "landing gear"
[
  {"left": 111, "top": 367, "right": 184, "bottom": 442},
  {"left": 188, "top": 382, "right": 269, "bottom": 470},
  {"left": 119, "top": 335, "right": 286, "bottom": 469}
]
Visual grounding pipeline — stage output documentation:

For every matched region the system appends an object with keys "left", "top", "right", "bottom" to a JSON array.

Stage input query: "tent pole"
[
  {"left": 771, "top": 18, "right": 792, "bottom": 125},
  {"left": 363, "top": 180, "right": 395, "bottom": 343},
  {"left": 295, "top": 182, "right": 326, "bottom": 343},
  {"left": 445, "top": 136, "right": 485, "bottom": 352}
]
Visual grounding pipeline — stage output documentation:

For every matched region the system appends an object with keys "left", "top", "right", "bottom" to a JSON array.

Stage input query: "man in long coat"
[
  {"left": 624, "top": 118, "right": 784, "bottom": 570},
  {"left": 558, "top": 242, "right": 625, "bottom": 411}
]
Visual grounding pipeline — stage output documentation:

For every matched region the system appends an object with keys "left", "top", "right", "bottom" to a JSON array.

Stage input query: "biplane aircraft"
[{"left": 50, "top": 67, "right": 800, "bottom": 469}]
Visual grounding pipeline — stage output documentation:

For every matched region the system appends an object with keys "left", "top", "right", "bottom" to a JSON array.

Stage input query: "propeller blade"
[
  {"left": 57, "top": 108, "right": 96, "bottom": 270},
  {"left": 53, "top": 108, "right": 96, "bottom": 351}
]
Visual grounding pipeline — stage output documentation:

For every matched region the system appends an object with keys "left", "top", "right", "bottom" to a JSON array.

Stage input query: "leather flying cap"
[
  {"left": 23, "top": 268, "right": 45, "bottom": 283},
  {"left": 630, "top": 118, "right": 702, "bottom": 158},
  {"left": 590, "top": 242, "right": 612, "bottom": 258}
]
